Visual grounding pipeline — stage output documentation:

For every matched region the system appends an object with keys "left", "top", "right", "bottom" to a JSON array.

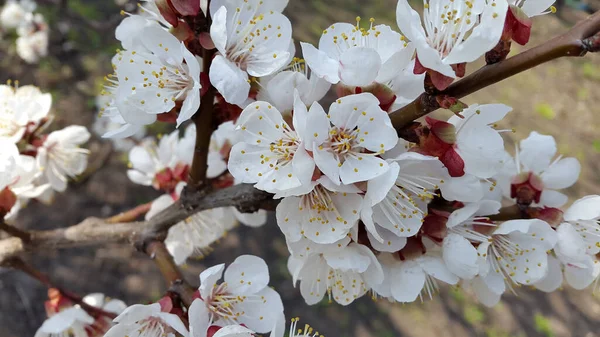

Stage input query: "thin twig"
[
  {"left": 389, "top": 10, "right": 600, "bottom": 129},
  {"left": 105, "top": 202, "right": 153, "bottom": 224},
  {"left": 4, "top": 257, "right": 117, "bottom": 319},
  {"left": 0, "top": 220, "right": 31, "bottom": 242},
  {"left": 145, "top": 241, "right": 195, "bottom": 306}
]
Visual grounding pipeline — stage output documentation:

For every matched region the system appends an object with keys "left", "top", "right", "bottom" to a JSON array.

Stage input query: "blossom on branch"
[
  {"left": 209, "top": 0, "right": 293, "bottom": 106},
  {"left": 495, "top": 131, "right": 581, "bottom": 207},
  {"left": 188, "top": 255, "right": 284, "bottom": 336},
  {"left": 396, "top": 0, "right": 508, "bottom": 90}
]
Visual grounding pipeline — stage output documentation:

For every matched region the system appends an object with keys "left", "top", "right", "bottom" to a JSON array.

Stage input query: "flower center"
[{"left": 423, "top": 0, "right": 477, "bottom": 56}]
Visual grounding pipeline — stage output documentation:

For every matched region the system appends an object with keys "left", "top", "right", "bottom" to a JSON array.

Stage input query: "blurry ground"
[{"left": 1, "top": 1, "right": 600, "bottom": 336}]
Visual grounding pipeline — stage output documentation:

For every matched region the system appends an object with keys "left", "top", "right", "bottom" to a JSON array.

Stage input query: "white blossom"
[
  {"left": 127, "top": 125, "right": 194, "bottom": 190},
  {"left": 276, "top": 177, "right": 362, "bottom": 244},
  {"left": 0, "top": 83, "right": 51, "bottom": 143},
  {"left": 228, "top": 100, "right": 315, "bottom": 195},
  {"left": 302, "top": 93, "right": 398, "bottom": 185},
  {"left": 373, "top": 239, "right": 458, "bottom": 303},
  {"left": 288, "top": 240, "right": 383, "bottom": 305},
  {"left": 396, "top": 0, "right": 507, "bottom": 79},
  {"left": 36, "top": 126, "right": 91, "bottom": 192},
  {"left": 209, "top": 0, "right": 293, "bottom": 106},
  {"left": 256, "top": 58, "right": 331, "bottom": 114},
  {"left": 109, "top": 23, "right": 201, "bottom": 129},
  {"left": 362, "top": 149, "right": 448, "bottom": 243},
  {"left": 300, "top": 19, "right": 416, "bottom": 92},
  {"left": 0, "top": 0, "right": 36, "bottom": 29},
  {"left": 188, "top": 255, "right": 284, "bottom": 336},
  {"left": 104, "top": 303, "right": 189, "bottom": 337},
  {"left": 471, "top": 219, "right": 557, "bottom": 306},
  {"left": 494, "top": 131, "right": 580, "bottom": 207},
  {"left": 34, "top": 307, "right": 94, "bottom": 337}
]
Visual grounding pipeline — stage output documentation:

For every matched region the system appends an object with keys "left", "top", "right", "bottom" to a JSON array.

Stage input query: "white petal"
[
  {"left": 534, "top": 255, "right": 563, "bottom": 292},
  {"left": 340, "top": 155, "right": 389, "bottom": 185},
  {"left": 470, "top": 276, "right": 502, "bottom": 307},
  {"left": 338, "top": 47, "right": 382, "bottom": 87},
  {"left": 213, "top": 325, "right": 254, "bottom": 337},
  {"left": 199, "top": 264, "right": 225, "bottom": 298},
  {"left": 564, "top": 195, "right": 600, "bottom": 221},
  {"left": 368, "top": 226, "right": 407, "bottom": 252},
  {"left": 420, "top": 255, "right": 459, "bottom": 285},
  {"left": 300, "top": 42, "right": 340, "bottom": 84},
  {"left": 444, "top": 0, "right": 507, "bottom": 64},
  {"left": 519, "top": 131, "right": 556, "bottom": 174},
  {"left": 365, "top": 162, "right": 399, "bottom": 206},
  {"left": 521, "top": 0, "right": 556, "bottom": 17},
  {"left": 538, "top": 189, "right": 568, "bottom": 208},
  {"left": 225, "top": 255, "right": 270, "bottom": 294},
  {"left": 390, "top": 261, "right": 425, "bottom": 303},
  {"left": 188, "top": 299, "right": 211, "bottom": 337},
  {"left": 443, "top": 234, "right": 479, "bottom": 279},
  {"left": 541, "top": 157, "right": 581, "bottom": 190},
  {"left": 564, "top": 263, "right": 596, "bottom": 290},
  {"left": 210, "top": 55, "right": 250, "bottom": 106},
  {"left": 210, "top": 6, "right": 228, "bottom": 54},
  {"left": 439, "top": 174, "right": 484, "bottom": 202},
  {"left": 236, "top": 287, "right": 283, "bottom": 333}
]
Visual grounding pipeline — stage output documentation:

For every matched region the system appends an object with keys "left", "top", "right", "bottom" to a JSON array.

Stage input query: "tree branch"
[
  {"left": 389, "top": 10, "right": 600, "bottom": 129},
  {"left": 188, "top": 47, "right": 217, "bottom": 187},
  {"left": 0, "top": 184, "right": 275, "bottom": 265},
  {"left": 105, "top": 202, "right": 152, "bottom": 224}
]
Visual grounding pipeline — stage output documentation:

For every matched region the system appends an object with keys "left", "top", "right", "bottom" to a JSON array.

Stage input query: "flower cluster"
[
  {"left": 0, "top": 0, "right": 49, "bottom": 63},
  {"left": 127, "top": 123, "right": 267, "bottom": 265},
  {"left": 0, "top": 82, "right": 91, "bottom": 221}
]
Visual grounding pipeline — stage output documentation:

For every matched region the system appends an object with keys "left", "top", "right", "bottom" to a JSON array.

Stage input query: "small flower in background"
[
  {"left": 35, "top": 289, "right": 126, "bottom": 337},
  {"left": 93, "top": 95, "right": 146, "bottom": 152},
  {"left": 104, "top": 301, "right": 189, "bottom": 337},
  {"left": 208, "top": 0, "right": 293, "bottom": 106},
  {"left": 0, "top": 0, "right": 36, "bottom": 30},
  {"left": 36, "top": 125, "right": 91, "bottom": 192},
  {"left": 0, "top": 82, "right": 52, "bottom": 143},
  {"left": 127, "top": 125, "right": 195, "bottom": 192}
]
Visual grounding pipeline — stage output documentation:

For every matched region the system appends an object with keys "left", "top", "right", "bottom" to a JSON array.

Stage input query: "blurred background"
[{"left": 0, "top": 0, "right": 600, "bottom": 336}]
